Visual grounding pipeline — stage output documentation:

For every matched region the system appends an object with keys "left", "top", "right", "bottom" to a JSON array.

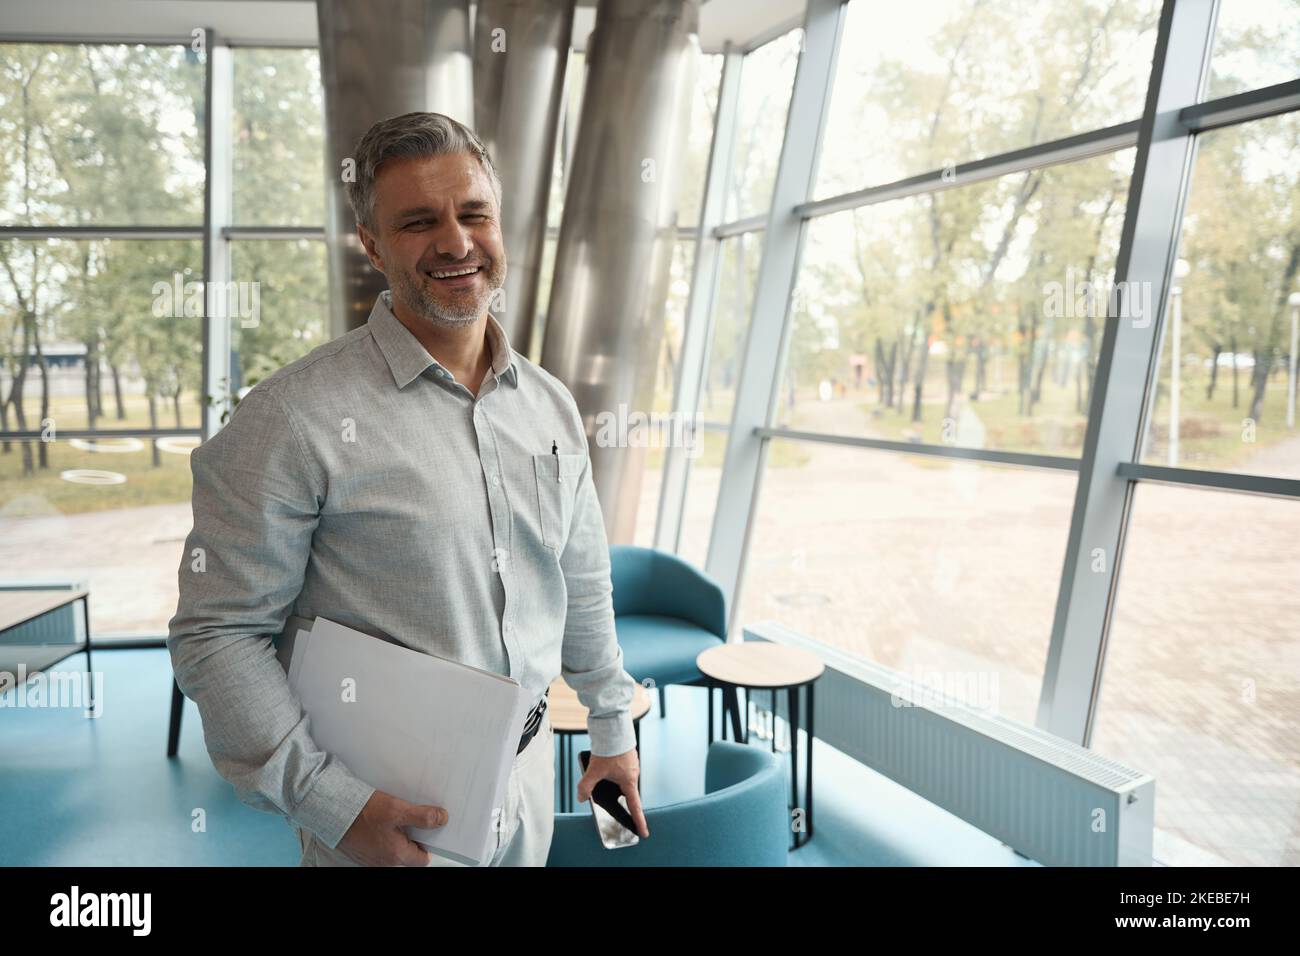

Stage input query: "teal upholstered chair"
[
  {"left": 609, "top": 545, "right": 726, "bottom": 720},
  {"left": 546, "top": 741, "right": 788, "bottom": 866}
]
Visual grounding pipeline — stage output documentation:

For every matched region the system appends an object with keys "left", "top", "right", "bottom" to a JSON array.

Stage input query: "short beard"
[{"left": 389, "top": 256, "right": 505, "bottom": 329}]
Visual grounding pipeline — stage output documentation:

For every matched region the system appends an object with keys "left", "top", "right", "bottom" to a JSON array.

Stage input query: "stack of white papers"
[{"left": 285, "top": 616, "right": 533, "bottom": 866}]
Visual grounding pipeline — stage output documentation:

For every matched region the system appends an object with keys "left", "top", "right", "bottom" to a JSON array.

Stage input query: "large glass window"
[
  {"left": 723, "top": 29, "right": 802, "bottom": 222},
  {"left": 815, "top": 0, "right": 1160, "bottom": 197},
  {"left": 1206, "top": 0, "right": 1300, "bottom": 100},
  {"left": 232, "top": 47, "right": 326, "bottom": 226},
  {"left": 1092, "top": 482, "right": 1300, "bottom": 866},
  {"left": 779, "top": 149, "right": 1134, "bottom": 458},
  {"left": 0, "top": 43, "right": 204, "bottom": 226},
  {"left": 676, "top": 233, "right": 760, "bottom": 567},
  {"left": 0, "top": 40, "right": 330, "bottom": 640},
  {"left": 741, "top": 443, "right": 1076, "bottom": 725},
  {"left": 1141, "top": 111, "right": 1300, "bottom": 479},
  {"left": 0, "top": 235, "right": 203, "bottom": 637},
  {"left": 0, "top": 238, "right": 204, "bottom": 435},
  {"left": 229, "top": 239, "right": 329, "bottom": 392}
]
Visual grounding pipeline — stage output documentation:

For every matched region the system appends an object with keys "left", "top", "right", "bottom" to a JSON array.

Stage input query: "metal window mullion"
[
  {"left": 655, "top": 42, "right": 744, "bottom": 554},
  {"left": 202, "top": 37, "right": 234, "bottom": 441},
  {"left": 0, "top": 226, "right": 204, "bottom": 240},
  {"left": 1179, "top": 77, "right": 1300, "bottom": 133},
  {"left": 755, "top": 425, "right": 1082, "bottom": 472},
  {"left": 704, "top": 0, "right": 847, "bottom": 632},
  {"left": 1038, "top": 0, "right": 1221, "bottom": 746},
  {"left": 795, "top": 120, "right": 1141, "bottom": 220},
  {"left": 1117, "top": 463, "right": 1300, "bottom": 499}
]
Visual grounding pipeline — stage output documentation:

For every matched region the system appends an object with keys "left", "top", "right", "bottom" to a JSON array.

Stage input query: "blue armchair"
[
  {"left": 546, "top": 741, "right": 788, "bottom": 866},
  {"left": 609, "top": 545, "right": 726, "bottom": 720}
]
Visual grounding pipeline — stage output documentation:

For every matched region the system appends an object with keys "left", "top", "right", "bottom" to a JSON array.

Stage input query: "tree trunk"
[
  {"left": 1248, "top": 351, "right": 1270, "bottom": 424},
  {"left": 1230, "top": 336, "right": 1239, "bottom": 408},
  {"left": 111, "top": 363, "right": 126, "bottom": 419},
  {"left": 84, "top": 339, "right": 98, "bottom": 430},
  {"left": 1206, "top": 344, "right": 1221, "bottom": 400},
  {"left": 912, "top": 319, "right": 931, "bottom": 423},
  {"left": 148, "top": 392, "right": 161, "bottom": 467}
]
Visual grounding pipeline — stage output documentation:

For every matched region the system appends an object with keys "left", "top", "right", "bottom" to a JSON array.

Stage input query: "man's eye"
[{"left": 461, "top": 214, "right": 486, "bottom": 223}]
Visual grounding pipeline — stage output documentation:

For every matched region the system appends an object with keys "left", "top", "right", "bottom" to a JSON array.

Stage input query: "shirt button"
[{"left": 491, "top": 474, "right": 501, "bottom": 487}]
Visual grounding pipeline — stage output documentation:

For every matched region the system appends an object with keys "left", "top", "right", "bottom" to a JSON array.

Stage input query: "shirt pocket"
[{"left": 532, "top": 453, "right": 586, "bottom": 552}]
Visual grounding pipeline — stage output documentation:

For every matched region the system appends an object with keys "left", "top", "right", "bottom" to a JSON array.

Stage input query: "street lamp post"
[
  {"left": 1288, "top": 291, "right": 1299, "bottom": 430},
  {"left": 1169, "top": 258, "right": 1190, "bottom": 467}
]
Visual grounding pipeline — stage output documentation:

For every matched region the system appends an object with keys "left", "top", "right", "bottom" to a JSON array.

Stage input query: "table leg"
[
  {"left": 788, "top": 686, "right": 800, "bottom": 849},
  {"left": 807, "top": 682, "right": 815, "bottom": 841},
  {"left": 771, "top": 690, "right": 777, "bottom": 753},
  {"left": 82, "top": 595, "right": 93, "bottom": 706}
]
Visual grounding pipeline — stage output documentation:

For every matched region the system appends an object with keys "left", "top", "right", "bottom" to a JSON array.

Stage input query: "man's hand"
[
  {"left": 336, "top": 790, "right": 449, "bottom": 866},
  {"left": 576, "top": 748, "right": 650, "bottom": 838}
]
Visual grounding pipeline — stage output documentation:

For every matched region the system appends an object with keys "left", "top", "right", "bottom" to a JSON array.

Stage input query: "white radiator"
[{"left": 744, "top": 621, "right": 1155, "bottom": 867}]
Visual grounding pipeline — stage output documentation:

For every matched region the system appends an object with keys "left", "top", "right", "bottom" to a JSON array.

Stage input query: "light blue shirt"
[{"left": 167, "top": 291, "right": 637, "bottom": 850}]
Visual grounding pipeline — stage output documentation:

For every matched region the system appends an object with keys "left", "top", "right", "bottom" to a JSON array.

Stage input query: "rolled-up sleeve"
[
  {"left": 557, "top": 445, "right": 638, "bottom": 757},
  {"left": 166, "top": 383, "right": 374, "bottom": 849}
]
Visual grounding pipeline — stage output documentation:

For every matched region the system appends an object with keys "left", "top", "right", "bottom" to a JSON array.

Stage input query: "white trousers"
[{"left": 296, "top": 711, "right": 556, "bottom": 867}]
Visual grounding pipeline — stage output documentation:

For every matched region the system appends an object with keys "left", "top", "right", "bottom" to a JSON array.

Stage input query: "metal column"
[
  {"left": 317, "top": 0, "right": 475, "bottom": 336},
  {"left": 473, "top": 0, "right": 574, "bottom": 357},
  {"left": 539, "top": 0, "right": 700, "bottom": 544}
]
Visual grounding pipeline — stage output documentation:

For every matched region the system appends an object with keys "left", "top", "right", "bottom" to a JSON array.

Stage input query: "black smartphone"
[{"left": 578, "top": 750, "right": 641, "bottom": 849}]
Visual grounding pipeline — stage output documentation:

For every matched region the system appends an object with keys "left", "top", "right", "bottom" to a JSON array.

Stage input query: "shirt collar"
[{"left": 367, "top": 290, "right": 519, "bottom": 391}]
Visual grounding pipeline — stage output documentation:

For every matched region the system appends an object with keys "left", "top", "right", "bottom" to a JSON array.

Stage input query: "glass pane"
[
  {"left": 1207, "top": 0, "right": 1300, "bottom": 100},
  {"left": 700, "top": 233, "right": 760, "bottom": 425},
  {"left": 676, "top": 428, "right": 728, "bottom": 571},
  {"left": 1093, "top": 482, "right": 1300, "bottom": 865},
  {"left": 0, "top": 438, "right": 194, "bottom": 638},
  {"left": 655, "top": 239, "right": 696, "bottom": 414},
  {"left": 633, "top": 450, "right": 665, "bottom": 548},
  {"left": 779, "top": 149, "right": 1135, "bottom": 458},
  {"left": 815, "top": 0, "right": 1160, "bottom": 198},
  {"left": 723, "top": 29, "right": 801, "bottom": 222},
  {"left": 0, "top": 43, "right": 204, "bottom": 226},
  {"left": 1141, "top": 111, "right": 1300, "bottom": 479},
  {"left": 0, "top": 238, "right": 204, "bottom": 433},
  {"left": 232, "top": 48, "right": 326, "bottom": 227},
  {"left": 228, "top": 239, "right": 330, "bottom": 392},
  {"left": 677, "top": 53, "right": 724, "bottom": 227},
  {"left": 740, "top": 441, "right": 1077, "bottom": 725}
]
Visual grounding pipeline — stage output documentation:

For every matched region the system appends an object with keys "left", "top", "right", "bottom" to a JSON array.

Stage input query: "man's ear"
[{"left": 356, "top": 223, "right": 385, "bottom": 274}]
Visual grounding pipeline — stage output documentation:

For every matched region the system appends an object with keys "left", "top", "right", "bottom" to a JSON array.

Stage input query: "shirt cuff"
[
  {"left": 292, "top": 758, "right": 376, "bottom": 850},
  {"left": 586, "top": 711, "right": 638, "bottom": 757}
]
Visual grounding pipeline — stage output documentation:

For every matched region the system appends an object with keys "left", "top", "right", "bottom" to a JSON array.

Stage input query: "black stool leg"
[
  {"left": 167, "top": 679, "right": 184, "bottom": 757},
  {"left": 724, "top": 686, "right": 743, "bottom": 743}
]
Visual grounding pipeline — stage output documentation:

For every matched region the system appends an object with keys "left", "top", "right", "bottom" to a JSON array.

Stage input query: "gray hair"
[{"left": 345, "top": 112, "right": 503, "bottom": 232}]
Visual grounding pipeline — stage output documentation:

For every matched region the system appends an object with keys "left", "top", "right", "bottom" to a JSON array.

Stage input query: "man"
[{"left": 167, "top": 111, "right": 648, "bottom": 867}]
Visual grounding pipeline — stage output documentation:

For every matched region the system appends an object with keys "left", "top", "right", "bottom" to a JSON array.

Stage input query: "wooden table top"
[
  {"left": 0, "top": 589, "right": 88, "bottom": 636},
  {"left": 548, "top": 676, "right": 652, "bottom": 733},
  {"left": 696, "top": 642, "right": 825, "bottom": 688}
]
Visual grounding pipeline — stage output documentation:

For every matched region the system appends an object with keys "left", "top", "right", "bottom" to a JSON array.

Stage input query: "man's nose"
[{"left": 432, "top": 218, "right": 474, "bottom": 261}]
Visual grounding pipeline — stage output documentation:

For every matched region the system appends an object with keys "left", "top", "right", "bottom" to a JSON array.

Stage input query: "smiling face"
[{"left": 357, "top": 151, "right": 507, "bottom": 328}]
